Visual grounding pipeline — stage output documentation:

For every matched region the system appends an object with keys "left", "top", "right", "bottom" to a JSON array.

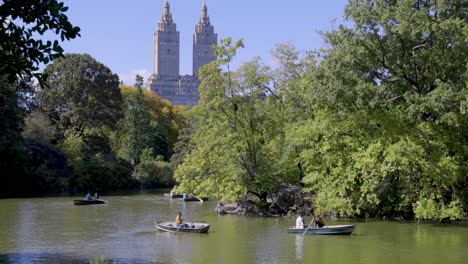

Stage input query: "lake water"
[{"left": 0, "top": 190, "right": 467, "bottom": 263}]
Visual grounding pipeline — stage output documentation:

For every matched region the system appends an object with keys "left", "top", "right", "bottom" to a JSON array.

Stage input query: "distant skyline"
[{"left": 58, "top": 0, "right": 349, "bottom": 84}]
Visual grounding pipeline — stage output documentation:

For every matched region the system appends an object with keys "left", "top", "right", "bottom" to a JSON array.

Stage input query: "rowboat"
[
  {"left": 287, "top": 225, "right": 355, "bottom": 235},
  {"left": 155, "top": 222, "right": 210, "bottom": 233},
  {"left": 73, "top": 199, "right": 106, "bottom": 205},
  {"left": 183, "top": 195, "right": 208, "bottom": 202},
  {"left": 164, "top": 193, "right": 183, "bottom": 198}
]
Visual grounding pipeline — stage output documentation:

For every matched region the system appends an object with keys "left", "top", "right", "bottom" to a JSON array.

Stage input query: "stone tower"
[
  {"left": 193, "top": 0, "right": 217, "bottom": 77},
  {"left": 154, "top": 0, "right": 180, "bottom": 76},
  {"left": 148, "top": 0, "right": 218, "bottom": 107}
]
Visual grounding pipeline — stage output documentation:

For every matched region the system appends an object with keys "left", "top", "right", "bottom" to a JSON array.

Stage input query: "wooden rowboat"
[
  {"left": 183, "top": 195, "right": 208, "bottom": 202},
  {"left": 155, "top": 221, "right": 210, "bottom": 233},
  {"left": 287, "top": 225, "right": 355, "bottom": 235},
  {"left": 73, "top": 199, "right": 106, "bottom": 205},
  {"left": 164, "top": 193, "right": 183, "bottom": 198}
]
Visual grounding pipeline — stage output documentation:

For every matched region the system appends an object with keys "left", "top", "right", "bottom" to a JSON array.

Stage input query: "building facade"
[{"left": 147, "top": 0, "right": 217, "bottom": 107}]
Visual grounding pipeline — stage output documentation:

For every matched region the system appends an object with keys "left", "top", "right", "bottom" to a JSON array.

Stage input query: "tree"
[
  {"left": 39, "top": 53, "right": 123, "bottom": 136},
  {"left": 174, "top": 39, "right": 299, "bottom": 202},
  {"left": 173, "top": 0, "right": 467, "bottom": 220},
  {"left": 121, "top": 86, "right": 165, "bottom": 165},
  {"left": 0, "top": 0, "right": 79, "bottom": 197},
  {"left": 297, "top": 0, "right": 467, "bottom": 219},
  {"left": 23, "top": 111, "right": 57, "bottom": 144},
  {"left": 135, "top": 74, "right": 144, "bottom": 88},
  {"left": 119, "top": 84, "right": 184, "bottom": 154}
]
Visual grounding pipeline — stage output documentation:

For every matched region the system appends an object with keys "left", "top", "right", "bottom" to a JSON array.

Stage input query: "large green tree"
[
  {"left": 39, "top": 53, "right": 123, "bottom": 137},
  {"left": 174, "top": 39, "right": 299, "bottom": 202},
  {"left": 37, "top": 54, "right": 139, "bottom": 193},
  {"left": 295, "top": 0, "right": 467, "bottom": 219},
  {"left": 120, "top": 86, "right": 165, "bottom": 165},
  {"left": 0, "top": 0, "right": 79, "bottom": 197}
]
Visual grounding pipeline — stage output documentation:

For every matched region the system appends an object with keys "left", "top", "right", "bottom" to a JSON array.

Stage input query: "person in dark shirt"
[{"left": 314, "top": 214, "right": 326, "bottom": 228}]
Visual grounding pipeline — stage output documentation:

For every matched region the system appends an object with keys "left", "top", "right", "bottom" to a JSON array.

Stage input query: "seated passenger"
[
  {"left": 84, "top": 192, "right": 91, "bottom": 201},
  {"left": 314, "top": 215, "right": 326, "bottom": 228},
  {"left": 296, "top": 213, "right": 306, "bottom": 229}
]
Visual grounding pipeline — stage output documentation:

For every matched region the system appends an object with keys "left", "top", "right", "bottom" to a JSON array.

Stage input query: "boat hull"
[
  {"left": 287, "top": 225, "right": 355, "bottom": 235},
  {"left": 155, "top": 222, "right": 210, "bottom": 233},
  {"left": 73, "top": 199, "right": 106, "bottom": 205},
  {"left": 164, "top": 193, "right": 183, "bottom": 198},
  {"left": 183, "top": 197, "right": 208, "bottom": 202}
]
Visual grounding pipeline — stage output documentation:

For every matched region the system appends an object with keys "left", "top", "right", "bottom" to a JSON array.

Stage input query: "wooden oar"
[
  {"left": 303, "top": 217, "right": 315, "bottom": 236},
  {"left": 176, "top": 222, "right": 184, "bottom": 232},
  {"left": 192, "top": 194, "right": 204, "bottom": 202}
]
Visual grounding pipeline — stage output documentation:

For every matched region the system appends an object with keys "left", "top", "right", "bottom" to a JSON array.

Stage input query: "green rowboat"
[{"left": 287, "top": 224, "right": 355, "bottom": 235}]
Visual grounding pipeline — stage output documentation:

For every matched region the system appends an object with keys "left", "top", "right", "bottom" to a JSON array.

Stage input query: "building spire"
[
  {"left": 193, "top": 0, "right": 217, "bottom": 76},
  {"left": 157, "top": 0, "right": 176, "bottom": 32},
  {"left": 161, "top": 0, "right": 173, "bottom": 24},
  {"left": 199, "top": 0, "right": 210, "bottom": 25}
]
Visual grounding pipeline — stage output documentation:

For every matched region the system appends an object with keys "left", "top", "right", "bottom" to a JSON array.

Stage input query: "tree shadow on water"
[{"left": 0, "top": 253, "right": 163, "bottom": 264}]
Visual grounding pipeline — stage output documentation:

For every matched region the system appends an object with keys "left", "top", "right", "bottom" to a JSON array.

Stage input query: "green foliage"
[
  {"left": 0, "top": 0, "right": 80, "bottom": 84},
  {"left": 22, "top": 138, "right": 69, "bottom": 194},
  {"left": 0, "top": 0, "right": 79, "bottom": 197},
  {"left": 0, "top": 77, "right": 25, "bottom": 167},
  {"left": 134, "top": 74, "right": 144, "bottom": 88},
  {"left": 61, "top": 132, "right": 137, "bottom": 193},
  {"left": 39, "top": 53, "right": 123, "bottom": 136},
  {"left": 173, "top": 1, "right": 466, "bottom": 220},
  {"left": 119, "top": 84, "right": 186, "bottom": 152},
  {"left": 414, "top": 198, "right": 464, "bottom": 221},
  {"left": 174, "top": 39, "right": 300, "bottom": 202},
  {"left": 296, "top": 0, "right": 467, "bottom": 219},
  {"left": 135, "top": 154, "right": 175, "bottom": 188},
  {"left": 120, "top": 87, "right": 166, "bottom": 164},
  {"left": 23, "top": 111, "right": 57, "bottom": 144}
]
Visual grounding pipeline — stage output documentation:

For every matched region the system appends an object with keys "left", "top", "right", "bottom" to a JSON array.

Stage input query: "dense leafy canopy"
[
  {"left": 120, "top": 86, "right": 163, "bottom": 165},
  {"left": 39, "top": 53, "right": 123, "bottom": 136},
  {"left": 0, "top": 0, "right": 80, "bottom": 197},
  {"left": 300, "top": 0, "right": 467, "bottom": 220},
  {"left": 174, "top": 39, "right": 299, "bottom": 202},
  {"left": 174, "top": 0, "right": 467, "bottom": 220}
]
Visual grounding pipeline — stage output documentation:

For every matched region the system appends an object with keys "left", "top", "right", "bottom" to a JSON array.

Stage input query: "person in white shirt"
[{"left": 296, "top": 213, "right": 305, "bottom": 229}]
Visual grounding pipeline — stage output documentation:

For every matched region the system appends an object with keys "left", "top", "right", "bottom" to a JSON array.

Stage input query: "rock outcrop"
[{"left": 216, "top": 185, "right": 313, "bottom": 216}]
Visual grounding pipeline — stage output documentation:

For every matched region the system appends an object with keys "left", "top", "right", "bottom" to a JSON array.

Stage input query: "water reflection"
[
  {"left": 0, "top": 253, "right": 152, "bottom": 264},
  {"left": 295, "top": 234, "right": 303, "bottom": 262}
]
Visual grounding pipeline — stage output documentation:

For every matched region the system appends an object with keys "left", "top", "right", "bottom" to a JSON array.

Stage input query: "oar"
[
  {"left": 192, "top": 194, "right": 203, "bottom": 202},
  {"left": 176, "top": 222, "right": 184, "bottom": 232},
  {"left": 303, "top": 216, "right": 315, "bottom": 236}
]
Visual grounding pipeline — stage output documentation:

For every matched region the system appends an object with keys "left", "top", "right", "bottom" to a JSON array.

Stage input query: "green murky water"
[{"left": 0, "top": 190, "right": 467, "bottom": 263}]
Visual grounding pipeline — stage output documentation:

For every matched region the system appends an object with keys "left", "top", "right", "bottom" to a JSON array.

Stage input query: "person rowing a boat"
[
  {"left": 176, "top": 212, "right": 193, "bottom": 228},
  {"left": 314, "top": 214, "right": 326, "bottom": 228}
]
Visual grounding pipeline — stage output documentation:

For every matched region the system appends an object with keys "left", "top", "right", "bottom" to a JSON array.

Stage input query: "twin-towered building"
[{"left": 147, "top": 0, "right": 218, "bottom": 107}]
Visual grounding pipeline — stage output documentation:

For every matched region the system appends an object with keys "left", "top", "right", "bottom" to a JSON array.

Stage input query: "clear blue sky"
[{"left": 59, "top": 0, "right": 349, "bottom": 84}]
